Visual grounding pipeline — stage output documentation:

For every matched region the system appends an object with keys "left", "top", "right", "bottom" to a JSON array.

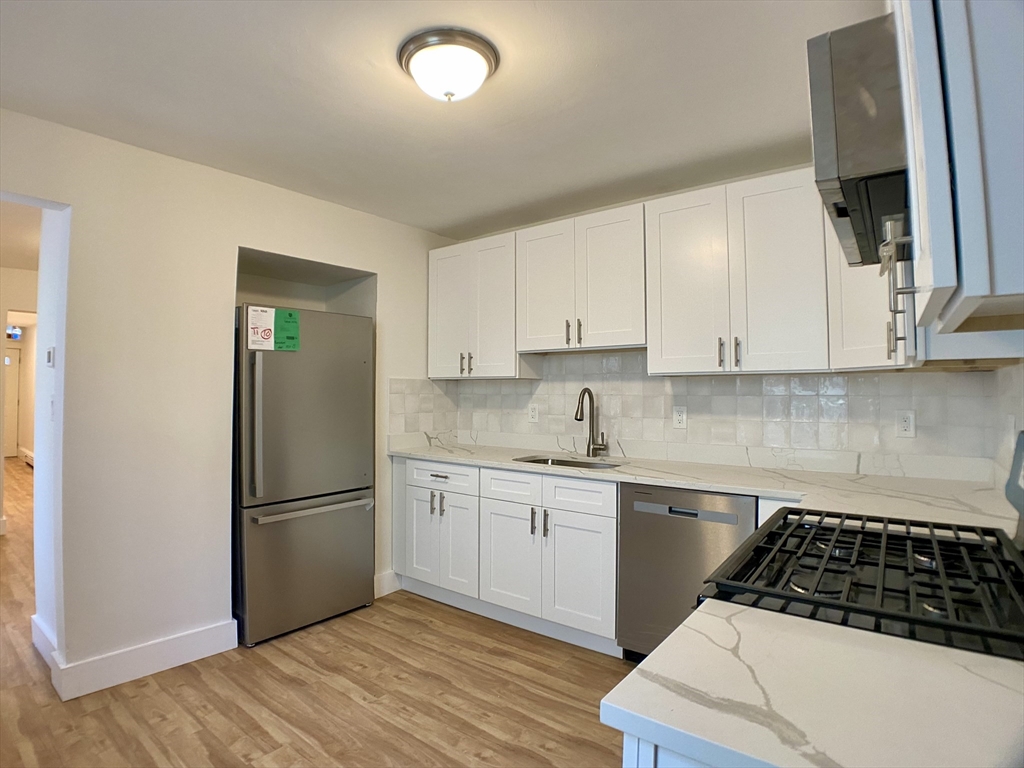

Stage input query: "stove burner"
[
  {"left": 702, "top": 506, "right": 1024, "bottom": 661},
  {"left": 789, "top": 569, "right": 847, "bottom": 597}
]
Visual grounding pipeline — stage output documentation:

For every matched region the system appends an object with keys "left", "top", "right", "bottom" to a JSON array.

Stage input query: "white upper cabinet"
[
  {"left": 892, "top": 0, "right": 958, "bottom": 328},
  {"left": 645, "top": 187, "right": 731, "bottom": 374},
  {"left": 726, "top": 168, "right": 829, "bottom": 372},
  {"left": 517, "top": 206, "right": 646, "bottom": 353},
  {"left": 825, "top": 210, "right": 905, "bottom": 369},
  {"left": 574, "top": 204, "right": 646, "bottom": 349},
  {"left": 516, "top": 219, "right": 577, "bottom": 352},
  {"left": 429, "top": 233, "right": 519, "bottom": 379},
  {"left": 429, "top": 242, "right": 474, "bottom": 379}
]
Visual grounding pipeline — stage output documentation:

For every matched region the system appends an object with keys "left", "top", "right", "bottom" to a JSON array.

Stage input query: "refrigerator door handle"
[
  {"left": 253, "top": 350, "right": 265, "bottom": 498},
  {"left": 251, "top": 497, "right": 375, "bottom": 525}
]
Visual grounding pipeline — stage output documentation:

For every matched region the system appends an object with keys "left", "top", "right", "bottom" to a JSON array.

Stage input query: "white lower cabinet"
[
  {"left": 479, "top": 498, "right": 542, "bottom": 616},
  {"left": 407, "top": 486, "right": 439, "bottom": 585},
  {"left": 541, "top": 507, "right": 617, "bottom": 638},
  {"left": 406, "top": 486, "right": 479, "bottom": 597},
  {"left": 438, "top": 491, "right": 479, "bottom": 598}
]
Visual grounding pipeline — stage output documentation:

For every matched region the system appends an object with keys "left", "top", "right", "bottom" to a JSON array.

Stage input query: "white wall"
[
  {"left": 0, "top": 265, "right": 38, "bottom": 531},
  {"left": 0, "top": 108, "right": 449, "bottom": 689}
]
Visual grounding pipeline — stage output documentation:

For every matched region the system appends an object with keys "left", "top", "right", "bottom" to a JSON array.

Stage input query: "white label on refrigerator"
[{"left": 247, "top": 306, "right": 275, "bottom": 350}]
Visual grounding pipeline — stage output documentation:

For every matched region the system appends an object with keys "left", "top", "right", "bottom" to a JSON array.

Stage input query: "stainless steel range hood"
[{"left": 808, "top": 13, "right": 909, "bottom": 267}]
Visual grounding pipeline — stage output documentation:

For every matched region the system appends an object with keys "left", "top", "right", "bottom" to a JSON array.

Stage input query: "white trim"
[
  {"left": 400, "top": 576, "right": 622, "bottom": 657},
  {"left": 18, "top": 447, "right": 34, "bottom": 466},
  {"left": 31, "top": 614, "right": 58, "bottom": 670},
  {"left": 374, "top": 569, "right": 401, "bottom": 597},
  {"left": 46, "top": 619, "right": 237, "bottom": 701}
]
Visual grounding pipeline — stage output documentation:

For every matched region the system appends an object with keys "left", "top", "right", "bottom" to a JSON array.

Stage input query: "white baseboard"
[
  {"left": 45, "top": 619, "right": 237, "bottom": 701},
  {"left": 18, "top": 447, "right": 33, "bottom": 466},
  {"left": 400, "top": 577, "right": 622, "bottom": 658},
  {"left": 31, "top": 614, "right": 59, "bottom": 670},
  {"left": 374, "top": 569, "right": 401, "bottom": 597}
]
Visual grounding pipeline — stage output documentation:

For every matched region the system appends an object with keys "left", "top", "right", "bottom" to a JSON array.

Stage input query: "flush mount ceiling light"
[{"left": 398, "top": 28, "right": 499, "bottom": 102}]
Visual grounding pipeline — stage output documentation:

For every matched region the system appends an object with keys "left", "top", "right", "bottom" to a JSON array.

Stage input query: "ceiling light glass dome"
[{"left": 399, "top": 29, "right": 499, "bottom": 102}]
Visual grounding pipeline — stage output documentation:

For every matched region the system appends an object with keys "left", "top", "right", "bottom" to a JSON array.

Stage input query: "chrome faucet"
[{"left": 574, "top": 387, "right": 607, "bottom": 458}]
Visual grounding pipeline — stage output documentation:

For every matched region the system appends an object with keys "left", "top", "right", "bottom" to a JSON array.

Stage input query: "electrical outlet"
[
  {"left": 896, "top": 409, "right": 916, "bottom": 438},
  {"left": 528, "top": 403, "right": 539, "bottom": 423},
  {"left": 672, "top": 406, "right": 687, "bottom": 429}
]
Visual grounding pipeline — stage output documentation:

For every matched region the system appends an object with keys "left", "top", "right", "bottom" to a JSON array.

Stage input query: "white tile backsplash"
[{"left": 390, "top": 354, "right": 1023, "bottom": 482}]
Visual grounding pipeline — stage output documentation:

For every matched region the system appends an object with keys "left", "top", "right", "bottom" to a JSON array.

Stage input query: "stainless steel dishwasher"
[{"left": 617, "top": 483, "right": 757, "bottom": 657}]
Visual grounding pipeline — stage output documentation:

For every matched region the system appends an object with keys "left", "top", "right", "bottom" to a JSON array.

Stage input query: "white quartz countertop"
[
  {"left": 388, "top": 441, "right": 1020, "bottom": 535},
  {"left": 600, "top": 599, "right": 1024, "bottom": 768}
]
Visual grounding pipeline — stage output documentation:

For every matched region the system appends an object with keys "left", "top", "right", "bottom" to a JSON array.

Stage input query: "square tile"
[
  {"left": 643, "top": 395, "right": 666, "bottom": 418},
  {"left": 819, "top": 375, "right": 848, "bottom": 395},
  {"left": 763, "top": 396, "right": 790, "bottom": 421},
  {"left": 790, "top": 375, "right": 819, "bottom": 395},
  {"left": 737, "top": 420, "right": 763, "bottom": 446},
  {"left": 790, "top": 395, "right": 818, "bottom": 422},
  {"left": 791, "top": 422, "right": 818, "bottom": 449},
  {"left": 818, "top": 396, "right": 848, "bottom": 423},
  {"left": 763, "top": 375, "right": 789, "bottom": 395},
  {"left": 737, "top": 395, "right": 763, "bottom": 420},
  {"left": 763, "top": 422, "right": 790, "bottom": 448}
]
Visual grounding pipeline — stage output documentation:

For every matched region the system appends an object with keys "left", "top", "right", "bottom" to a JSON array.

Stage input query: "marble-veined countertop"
[
  {"left": 388, "top": 438, "right": 1019, "bottom": 534},
  {"left": 600, "top": 599, "right": 1024, "bottom": 768}
]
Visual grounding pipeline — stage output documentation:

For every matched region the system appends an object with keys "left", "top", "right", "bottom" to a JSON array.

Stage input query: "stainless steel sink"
[{"left": 513, "top": 455, "right": 621, "bottom": 470}]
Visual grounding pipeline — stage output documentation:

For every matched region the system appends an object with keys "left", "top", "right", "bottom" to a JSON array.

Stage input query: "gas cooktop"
[{"left": 701, "top": 507, "right": 1024, "bottom": 660}]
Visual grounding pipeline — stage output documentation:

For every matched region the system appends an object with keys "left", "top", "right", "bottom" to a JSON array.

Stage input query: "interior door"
[
  {"left": 3, "top": 349, "right": 20, "bottom": 458},
  {"left": 471, "top": 233, "right": 516, "bottom": 378},
  {"left": 516, "top": 219, "right": 577, "bottom": 352},
  {"left": 645, "top": 188, "right": 731, "bottom": 374},
  {"left": 541, "top": 508, "right": 616, "bottom": 638},
  {"left": 239, "top": 307, "right": 374, "bottom": 508},
  {"left": 574, "top": 204, "right": 646, "bottom": 349},
  {"left": 438, "top": 490, "right": 480, "bottom": 598},
  {"left": 726, "top": 168, "right": 829, "bottom": 372},
  {"left": 406, "top": 486, "right": 439, "bottom": 585},
  {"left": 479, "top": 498, "right": 541, "bottom": 616},
  {"left": 429, "top": 243, "right": 475, "bottom": 378}
]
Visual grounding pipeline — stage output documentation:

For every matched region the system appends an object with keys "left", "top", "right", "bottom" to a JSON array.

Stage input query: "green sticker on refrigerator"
[{"left": 274, "top": 309, "right": 300, "bottom": 351}]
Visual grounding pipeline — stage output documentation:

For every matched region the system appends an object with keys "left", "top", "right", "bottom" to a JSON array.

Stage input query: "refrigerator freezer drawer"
[{"left": 238, "top": 494, "right": 374, "bottom": 645}]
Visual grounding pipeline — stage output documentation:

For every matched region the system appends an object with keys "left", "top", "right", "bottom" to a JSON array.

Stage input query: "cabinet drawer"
[
  {"left": 542, "top": 476, "right": 617, "bottom": 518},
  {"left": 406, "top": 460, "right": 480, "bottom": 494},
  {"left": 480, "top": 468, "right": 543, "bottom": 505}
]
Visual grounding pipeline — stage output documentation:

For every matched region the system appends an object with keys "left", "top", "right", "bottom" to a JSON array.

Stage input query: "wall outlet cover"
[
  {"left": 896, "top": 409, "right": 916, "bottom": 438},
  {"left": 672, "top": 406, "right": 687, "bottom": 429},
  {"left": 528, "top": 403, "right": 539, "bottom": 423}
]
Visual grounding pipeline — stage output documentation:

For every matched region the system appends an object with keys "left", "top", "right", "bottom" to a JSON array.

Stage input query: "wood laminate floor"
[{"left": 0, "top": 459, "right": 632, "bottom": 767}]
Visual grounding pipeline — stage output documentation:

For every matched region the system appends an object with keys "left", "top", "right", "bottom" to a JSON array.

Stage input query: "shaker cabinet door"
[
  {"left": 429, "top": 243, "right": 476, "bottom": 378},
  {"left": 516, "top": 219, "right": 577, "bottom": 352},
  {"left": 726, "top": 168, "right": 829, "bottom": 372},
  {"left": 645, "top": 187, "right": 731, "bottom": 374},
  {"left": 574, "top": 204, "right": 646, "bottom": 349},
  {"left": 479, "top": 498, "right": 542, "bottom": 617},
  {"left": 438, "top": 491, "right": 480, "bottom": 598},
  {"left": 406, "top": 486, "right": 439, "bottom": 586},
  {"left": 541, "top": 508, "right": 616, "bottom": 638},
  {"left": 472, "top": 233, "right": 518, "bottom": 378}
]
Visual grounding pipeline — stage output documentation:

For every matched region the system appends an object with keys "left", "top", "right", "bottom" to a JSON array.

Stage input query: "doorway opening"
[{"left": 0, "top": 192, "right": 71, "bottom": 693}]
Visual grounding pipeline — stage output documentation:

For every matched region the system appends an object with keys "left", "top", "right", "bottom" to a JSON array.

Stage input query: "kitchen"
[{"left": 0, "top": 1, "right": 1022, "bottom": 767}]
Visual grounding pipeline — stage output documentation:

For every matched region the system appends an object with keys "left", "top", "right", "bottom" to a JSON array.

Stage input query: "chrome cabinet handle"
[
  {"left": 252, "top": 351, "right": 264, "bottom": 498},
  {"left": 734, "top": 337, "right": 741, "bottom": 368},
  {"left": 467, "top": 352, "right": 473, "bottom": 375},
  {"left": 543, "top": 509, "right": 549, "bottom": 538},
  {"left": 429, "top": 490, "right": 436, "bottom": 515},
  {"left": 252, "top": 497, "right": 374, "bottom": 525},
  {"left": 577, "top": 319, "right": 582, "bottom": 345},
  {"left": 459, "top": 352, "right": 465, "bottom": 375},
  {"left": 429, "top": 473, "right": 449, "bottom": 480},
  {"left": 887, "top": 321, "right": 895, "bottom": 360},
  {"left": 439, "top": 492, "right": 445, "bottom": 517},
  {"left": 530, "top": 507, "right": 537, "bottom": 535},
  {"left": 565, "top": 319, "right": 571, "bottom": 346},
  {"left": 718, "top": 337, "right": 724, "bottom": 368}
]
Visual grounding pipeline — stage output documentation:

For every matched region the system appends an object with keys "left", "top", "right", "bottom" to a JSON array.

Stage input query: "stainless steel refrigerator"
[{"left": 232, "top": 305, "right": 375, "bottom": 646}]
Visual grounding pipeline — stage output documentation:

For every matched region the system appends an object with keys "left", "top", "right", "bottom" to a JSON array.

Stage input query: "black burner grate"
[{"left": 701, "top": 508, "right": 1024, "bottom": 660}]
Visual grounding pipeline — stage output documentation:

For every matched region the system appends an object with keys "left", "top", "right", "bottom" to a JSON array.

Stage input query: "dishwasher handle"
[{"left": 633, "top": 500, "right": 738, "bottom": 526}]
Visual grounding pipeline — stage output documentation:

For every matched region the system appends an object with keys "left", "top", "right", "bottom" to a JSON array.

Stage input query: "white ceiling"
[
  {"left": 0, "top": 200, "right": 41, "bottom": 270},
  {"left": 0, "top": 0, "right": 884, "bottom": 240}
]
